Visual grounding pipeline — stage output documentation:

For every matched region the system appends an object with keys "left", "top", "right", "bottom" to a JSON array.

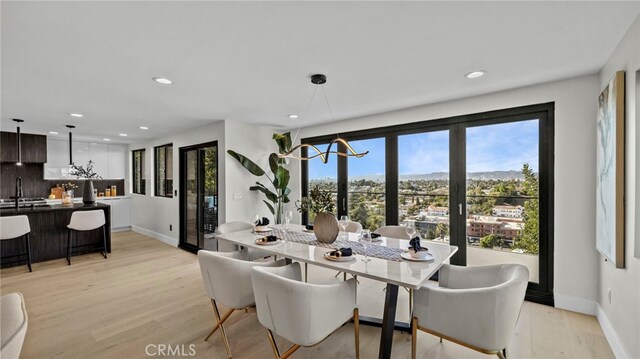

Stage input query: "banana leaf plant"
[{"left": 227, "top": 132, "right": 292, "bottom": 224}]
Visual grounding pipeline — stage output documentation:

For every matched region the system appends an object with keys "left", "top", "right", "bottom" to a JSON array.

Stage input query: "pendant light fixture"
[
  {"left": 278, "top": 74, "right": 369, "bottom": 163},
  {"left": 13, "top": 119, "right": 24, "bottom": 166},
  {"left": 66, "top": 125, "right": 75, "bottom": 165}
]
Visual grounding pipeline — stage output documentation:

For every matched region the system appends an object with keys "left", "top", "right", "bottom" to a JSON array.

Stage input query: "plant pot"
[
  {"left": 83, "top": 180, "right": 96, "bottom": 205},
  {"left": 313, "top": 213, "right": 339, "bottom": 243}
]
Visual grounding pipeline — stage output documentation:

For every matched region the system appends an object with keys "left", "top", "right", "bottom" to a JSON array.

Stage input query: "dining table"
[{"left": 216, "top": 224, "right": 458, "bottom": 359}]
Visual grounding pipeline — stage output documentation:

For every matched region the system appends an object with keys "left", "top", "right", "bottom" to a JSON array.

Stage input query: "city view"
[{"left": 307, "top": 120, "right": 540, "bottom": 281}]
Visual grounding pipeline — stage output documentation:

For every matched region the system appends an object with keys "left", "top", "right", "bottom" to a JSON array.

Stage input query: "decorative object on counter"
[
  {"left": 70, "top": 160, "right": 102, "bottom": 205},
  {"left": 105, "top": 188, "right": 111, "bottom": 197},
  {"left": 296, "top": 185, "right": 338, "bottom": 243},
  {"left": 227, "top": 132, "right": 292, "bottom": 224},
  {"left": 62, "top": 191, "right": 74, "bottom": 205},
  {"left": 98, "top": 192, "right": 104, "bottom": 197},
  {"left": 111, "top": 185, "right": 117, "bottom": 197},
  {"left": 51, "top": 185, "right": 64, "bottom": 199}
]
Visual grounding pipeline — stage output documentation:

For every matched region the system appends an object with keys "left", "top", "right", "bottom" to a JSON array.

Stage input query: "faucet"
[{"left": 14, "top": 177, "right": 23, "bottom": 210}]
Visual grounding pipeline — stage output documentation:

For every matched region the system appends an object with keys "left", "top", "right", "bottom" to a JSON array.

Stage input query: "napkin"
[
  {"left": 256, "top": 217, "right": 270, "bottom": 226},
  {"left": 328, "top": 247, "right": 353, "bottom": 257},
  {"left": 371, "top": 233, "right": 381, "bottom": 239},
  {"left": 305, "top": 224, "right": 314, "bottom": 230},
  {"left": 258, "top": 235, "right": 278, "bottom": 243},
  {"left": 409, "top": 236, "right": 428, "bottom": 252}
]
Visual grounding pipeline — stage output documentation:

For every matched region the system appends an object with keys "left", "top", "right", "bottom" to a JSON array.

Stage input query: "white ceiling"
[{"left": 1, "top": 1, "right": 639, "bottom": 144}]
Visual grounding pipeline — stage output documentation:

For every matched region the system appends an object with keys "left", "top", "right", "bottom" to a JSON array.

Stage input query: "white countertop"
[{"left": 45, "top": 196, "right": 130, "bottom": 204}]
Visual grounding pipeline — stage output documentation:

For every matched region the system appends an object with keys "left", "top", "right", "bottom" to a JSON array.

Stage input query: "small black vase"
[{"left": 83, "top": 180, "right": 96, "bottom": 204}]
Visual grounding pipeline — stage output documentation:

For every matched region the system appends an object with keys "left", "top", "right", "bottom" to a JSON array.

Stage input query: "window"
[
  {"left": 302, "top": 103, "right": 555, "bottom": 305},
  {"left": 155, "top": 144, "right": 173, "bottom": 197},
  {"left": 132, "top": 149, "right": 145, "bottom": 195}
]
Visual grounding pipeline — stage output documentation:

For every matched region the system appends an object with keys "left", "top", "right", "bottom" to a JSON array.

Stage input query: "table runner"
[{"left": 262, "top": 229, "right": 405, "bottom": 262}]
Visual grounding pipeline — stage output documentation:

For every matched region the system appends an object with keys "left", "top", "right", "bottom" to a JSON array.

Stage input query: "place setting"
[
  {"left": 324, "top": 247, "right": 356, "bottom": 262},
  {"left": 400, "top": 223, "right": 434, "bottom": 262}
]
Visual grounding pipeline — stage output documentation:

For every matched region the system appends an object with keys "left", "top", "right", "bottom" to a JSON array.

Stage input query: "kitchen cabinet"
[
  {"left": 108, "top": 145, "right": 126, "bottom": 179},
  {"left": 0, "top": 131, "right": 47, "bottom": 163},
  {"left": 97, "top": 197, "right": 130, "bottom": 230},
  {"left": 45, "top": 139, "right": 127, "bottom": 179},
  {"left": 90, "top": 143, "right": 109, "bottom": 178}
]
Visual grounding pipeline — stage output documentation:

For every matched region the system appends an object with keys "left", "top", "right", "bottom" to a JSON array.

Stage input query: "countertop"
[{"left": 0, "top": 202, "right": 110, "bottom": 215}]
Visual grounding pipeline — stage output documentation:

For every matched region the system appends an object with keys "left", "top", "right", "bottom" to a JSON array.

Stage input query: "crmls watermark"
[{"left": 145, "top": 344, "right": 197, "bottom": 357}]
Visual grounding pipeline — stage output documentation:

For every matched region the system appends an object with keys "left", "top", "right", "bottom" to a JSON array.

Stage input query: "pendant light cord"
[{"left": 291, "top": 85, "right": 319, "bottom": 145}]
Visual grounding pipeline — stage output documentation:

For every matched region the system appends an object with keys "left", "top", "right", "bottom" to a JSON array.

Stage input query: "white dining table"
[{"left": 216, "top": 225, "right": 457, "bottom": 359}]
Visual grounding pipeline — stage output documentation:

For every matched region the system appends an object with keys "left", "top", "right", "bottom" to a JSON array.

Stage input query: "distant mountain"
[{"left": 320, "top": 170, "right": 532, "bottom": 182}]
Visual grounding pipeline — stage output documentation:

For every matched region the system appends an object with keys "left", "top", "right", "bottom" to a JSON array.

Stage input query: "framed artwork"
[
  {"left": 596, "top": 70, "right": 625, "bottom": 268},
  {"left": 634, "top": 70, "right": 640, "bottom": 258}
]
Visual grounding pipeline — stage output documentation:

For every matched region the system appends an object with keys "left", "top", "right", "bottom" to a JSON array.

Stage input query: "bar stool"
[
  {"left": 0, "top": 216, "right": 32, "bottom": 272},
  {"left": 67, "top": 210, "right": 107, "bottom": 265}
]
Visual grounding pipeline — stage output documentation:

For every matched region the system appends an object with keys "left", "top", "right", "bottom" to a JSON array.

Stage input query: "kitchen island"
[{"left": 0, "top": 203, "right": 111, "bottom": 268}]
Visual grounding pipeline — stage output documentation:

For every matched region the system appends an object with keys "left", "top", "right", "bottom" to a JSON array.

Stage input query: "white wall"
[
  {"left": 294, "top": 74, "right": 601, "bottom": 311},
  {"left": 128, "top": 121, "right": 226, "bottom": 246},
  {"left": 597, "top": 15, "right": 639, "bottom": 359},
  {"left": 224, "top": 121, "right": 281, "bottom": 222}
]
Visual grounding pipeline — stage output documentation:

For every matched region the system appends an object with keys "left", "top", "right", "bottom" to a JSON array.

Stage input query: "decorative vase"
[
  {"left": 313, "top": 213, "right": 339, "bottom": 243},
  {"left": 83, "top": 180, "right": 96, "bottom": 204}
]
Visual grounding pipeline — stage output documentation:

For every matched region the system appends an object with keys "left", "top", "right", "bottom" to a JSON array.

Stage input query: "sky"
[{"left": 308, "top": 119, "right": 539, "bottom": 179}]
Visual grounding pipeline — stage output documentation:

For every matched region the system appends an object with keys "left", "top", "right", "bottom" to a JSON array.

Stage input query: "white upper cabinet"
[
  {"left": 108, "top": 144, "right": 126, "bottom": 179},
  {"left": 45, "top": 139, "right": 127, "bottom": 179}
]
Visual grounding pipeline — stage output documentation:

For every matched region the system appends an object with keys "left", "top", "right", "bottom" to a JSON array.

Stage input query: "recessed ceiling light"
[
  {"left": 139, "top": 126, "right": 149, "bottom": 130},
  {"left": 103, "top": 138, "right": 111, "bottom": 141},
  {"left": 465, "top": 70, "right": 486, "bottom": 79},
  {"left": 119, "top": 133, "right": 127, "bottom": 137},
  {"left": 152, "top": 77, "right": 173, "bottom": 85},
  {"left": 49, "top": 131, "right": 59, "bottom": 135},
  {"left": 288, "top": 114, "right": 299, "bottom": 119},
  {"left": 69, "top": 113, "right": 84, "bottom": 117}
]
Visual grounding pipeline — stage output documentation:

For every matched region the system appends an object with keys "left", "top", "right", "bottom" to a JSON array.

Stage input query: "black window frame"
[
  {"left": 154, "top": 143, "right": 173, "bottom": 198},
  {"left": 301, "top": 102, "right": 555, "bottom": 306},
  {"left": 132, "top": 148, "right": 146, "bottom": 195}
]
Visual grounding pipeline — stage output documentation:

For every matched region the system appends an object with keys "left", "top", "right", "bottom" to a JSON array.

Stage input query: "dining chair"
[
  {"left": 411, "top": 264, "right": 529, "bottom": 359},
  {"left": 0, "top": 292, "right": 28, "bottom": 359},
  {"left": 197, "top": 249, "right": 285, "bottom": 358},
  {"left": 344, "top": 221, "right": 363, "bottom": 233},
  {"left": 215, "top": 221, "right": 271, "bottom": 261},
  {"left": 251, "top": 262, "right": 360, "bottom": 359},
  {"left": 67, "top": 210, "right": 107, "bottom": 265},
  {"left": 0, "top": 216, "right": 32, "bottom": 272},
  {"left": 373, "top": 225, "right": 410, "bottom": 239}
]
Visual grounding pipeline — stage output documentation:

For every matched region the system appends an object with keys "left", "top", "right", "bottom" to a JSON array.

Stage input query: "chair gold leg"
[
  {"left": 497, "top": 349, "right": 506, "bottom": 359},
  {"left": 409, "top": 288, "right": 413, "bottom": 318},
  {"left": 440, "top": 337, "right": 443, "bottom": 343},
  {"left": 211, "top": 300, "right": 232, "bottom": 358},
  {"left": 205, "top": 300, "right": 234, "bottom": 341},
  {"left": 266, "top": 329, "right": 281, "bottom": 358},
  {"left": 354, "top": 308, "right": 360, "bottom": 359},
  {"left": 411, "top": 317, "right": 417, "bottom": 359},
  {"left": 305, "top": 262, "right": 308, "bottom": 283},
  {"left": 280, "top": 344, "right": 301, "bottom": 359}
]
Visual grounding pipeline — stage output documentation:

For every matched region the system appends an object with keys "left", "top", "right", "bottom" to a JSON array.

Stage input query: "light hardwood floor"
[{"left": 1, "top": 231, "right": 614, "bottom": 358}]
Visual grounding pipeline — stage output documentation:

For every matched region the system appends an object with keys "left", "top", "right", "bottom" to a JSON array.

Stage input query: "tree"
[
  {"left": 480, "top": 234, "right": 502, "bottom": 248},
  {"left": 513, "top": 163, "right": 539, "bottom": 254}
]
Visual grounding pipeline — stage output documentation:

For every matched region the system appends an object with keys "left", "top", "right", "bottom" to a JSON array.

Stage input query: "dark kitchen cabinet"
[{"left": 0, "top": 131, "right": 47, "bottom": 163}]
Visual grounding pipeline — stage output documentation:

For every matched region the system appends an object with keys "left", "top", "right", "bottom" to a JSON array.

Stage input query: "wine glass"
[
  {"left": 339, "top": 215, "right": 349, "bottom": 239},
  {"left": 405, "top": 222, "right": 417, "bottom": 239},
  {"left": 250, "top": 214, "right": 260, "bottom": 233},
  {"left": 284, "top": 210, "right": 293, "bottom": 241},
  {"left": 360, "top": 229, "right": 372, "bottom": 262}
]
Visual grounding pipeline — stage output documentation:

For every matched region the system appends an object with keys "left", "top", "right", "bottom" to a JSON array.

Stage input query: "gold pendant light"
[{"left": 278, "top": 74, "right": 368, "bottom": 163}]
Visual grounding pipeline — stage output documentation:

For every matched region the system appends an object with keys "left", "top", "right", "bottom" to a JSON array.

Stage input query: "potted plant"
[
  {"left": 70, "top": 160, "right": 102, "bottom": 204},
  {"left": 227, "top": 133, "right": 292, "bottom": 224},
  {"left": 296, "top": 185, "right": 339, "bottom": 243}
]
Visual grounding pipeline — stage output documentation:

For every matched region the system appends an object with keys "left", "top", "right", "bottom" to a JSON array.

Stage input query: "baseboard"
[
  {"left": 131, "top": 225, "right": 178, "bottom": 247},
  {"left": 112, "top": 226, "right": 131, "bottom": 233},
  {"left": 597, "top": 304, "right": 629, "bottom": 359},
  {"left": 554, "top": 293, "right": 597, "bottom": 315}
]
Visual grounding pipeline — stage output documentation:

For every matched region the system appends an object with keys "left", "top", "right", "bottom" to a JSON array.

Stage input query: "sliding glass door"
[
  {"left": 302, "top": 103, "right": 554, "bottom": 304},
  {"left": 179, "top": 141, "right": 218, "bottom": 253}
]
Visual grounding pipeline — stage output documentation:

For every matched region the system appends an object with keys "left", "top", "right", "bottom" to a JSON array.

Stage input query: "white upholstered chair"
[
  {"left": 411, "top": 264, "right": 529, "bottom": 359},
  {"left": 0, "top": 216, "right": 32, "bottom": 272},
  {"left": 0, "top": 292, "right": 28, "bottom": 359},
  {"left": 373, "top": 225, "right": 410, "bottom": 239},
  {"left": 197, "top": 249, "right": 285, "bottom": 358},
  {"left": 215, "top": 221, "right": 271, "bottom": 261},
  {"left": 344, "top": 221, "right": 363, "bottom": 233},
  {"left": 251, "top": 262, "right": 359, "bottom": 359},
  {"left": 67, "top": 210, "right": 107, "bottom": 265}
]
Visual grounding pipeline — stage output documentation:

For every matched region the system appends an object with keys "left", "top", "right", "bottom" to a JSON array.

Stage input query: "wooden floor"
[{"left": 1, "top": 231, "right": 614, "bottom": 359}]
